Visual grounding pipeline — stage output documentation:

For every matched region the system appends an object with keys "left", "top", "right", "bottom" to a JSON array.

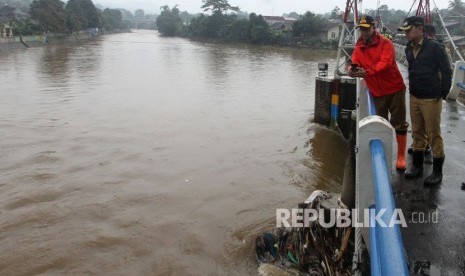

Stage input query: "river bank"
[
  {"left": 1, "top": 29, "right": 336, "bottom": 54},
  {"left": 0, "top": 30, "right": 130, "bottom": 53}
]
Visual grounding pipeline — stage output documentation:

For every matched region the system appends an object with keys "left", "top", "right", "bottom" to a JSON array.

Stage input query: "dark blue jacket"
[{"left": 405, "top": 37, "right": 452, "bottom": 99}]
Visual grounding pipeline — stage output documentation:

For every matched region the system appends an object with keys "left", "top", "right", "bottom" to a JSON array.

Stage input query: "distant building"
[
  {"left": 442, "top": 35, "right": 465, "bottom": 62},
  {"left": 263, "top": 16, "right": 285, "bottom": 26},
  {"left": 443, "top": 20, "right": 461, "bottom": 35},
  {"left": 263, "top": 16, "right": 296, "bottom": 31},
  {"left": 317, "top": 20, "right": 341, "bottom": 42},
  {"left": 443, "top": 35, "right": 465, "bottom": 51}
]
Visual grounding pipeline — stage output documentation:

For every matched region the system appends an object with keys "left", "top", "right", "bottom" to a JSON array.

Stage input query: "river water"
[{"left": 0, "top": 30, "right": 349, "bottom": 275}]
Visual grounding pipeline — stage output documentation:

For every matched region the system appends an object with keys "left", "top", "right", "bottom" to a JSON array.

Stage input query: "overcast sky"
[{"left": 92, "top": 0, "right": 451, "bottom": 15}]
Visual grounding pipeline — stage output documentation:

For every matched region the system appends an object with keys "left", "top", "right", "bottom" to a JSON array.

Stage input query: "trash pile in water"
[{"left": 255, "top": 190, "right": 353, "bottom": 276}]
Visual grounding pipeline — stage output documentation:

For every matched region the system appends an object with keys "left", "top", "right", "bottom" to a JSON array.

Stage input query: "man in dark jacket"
[{"left": 398, "top": 16, "right": 452, "bottom": 185}]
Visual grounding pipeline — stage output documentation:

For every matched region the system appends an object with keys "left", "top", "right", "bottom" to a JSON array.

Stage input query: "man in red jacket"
[{"left": 349, "top": 15, "right": 408, "bottom": 171}]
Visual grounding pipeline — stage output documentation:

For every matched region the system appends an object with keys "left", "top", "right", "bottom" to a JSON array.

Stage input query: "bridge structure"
[{"left": 322, "top": 1, "right": 465, "bottom": 274}]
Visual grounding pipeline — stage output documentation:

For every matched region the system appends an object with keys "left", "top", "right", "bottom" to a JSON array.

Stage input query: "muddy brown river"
[{"left": 0, "top": 30, "right": 348, "bottom": 275}]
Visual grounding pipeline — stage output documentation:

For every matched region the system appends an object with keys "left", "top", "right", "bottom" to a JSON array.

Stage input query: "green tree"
[
  {"left": 201, "top": 0, "right": 239, "bottom": 15},
  {"left": 65, "top": 0, "right": 83, "bottom": 32},
  {"left": 203, "top": 12, "right": 234, "bottom": 38},
  {"left": 285, "top": 12, "right": 300, "bottom": 19},
  {"left": 102, "top": 8, "right": 122, "bottom": 31},
  {"left": 329, "top": 6, "right": 342, "bottom": 20},
  {"left": 134, "top": 9, "right": 144, "bottom": 19},
  {"left": 390, "top": 9, "right": 408, "bottom": 24},
  {"left": 449, "top": 0, "right": 465, "bottom": 13},
  {"left": 248, "top": 13, "right": 271, "bottom": 44},
  {"left": 186, "top": 11, "right": 274, "bottom": 44},
  {"left": 179, "top": 10, "right": 195, "bottom": 24},
  {"left": 118, "top": 8, "right": 134, "bottom": 21},
  {"left": 377, "top": 4, "right": 390, "bottom": 22},
  {"left": 292, "top": 11, "right": 325, "bottom": 38},
  {"left": 29, "top": 0, "right": 67, "bottom": 32},
  {"left": 65, "top": 0, "right": 100, "bottom": 33},
  {"left": 118, "top": 8, "right": 134, "bottom": 29},
  {"left": 188, "top": 14, "right": 209, "bottom": 37},
  {"left": 143, "top": 13, "right": 157, "bottom": 30},
  {"left": 227, "top": 18, "right": 249, "bottom": 41},
  {"left": 80, "top": 0, "right": 100, "bottom": 28},
  {"left": 156, "top": 5, "right": 182, "bottom": 36},
  {"left": 0, "top": 0, "right": 33, "bottom": 12},
  {"left": 11, "top": 18, "right": 39, "bottom": 35},
  {"left": 363, "top": 7, "right": 407, "bottom": 25}
]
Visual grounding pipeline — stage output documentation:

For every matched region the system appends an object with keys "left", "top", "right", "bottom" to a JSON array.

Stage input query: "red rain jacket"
[{"left": 351, "top": 32, "right": 406, "bottom": 98}]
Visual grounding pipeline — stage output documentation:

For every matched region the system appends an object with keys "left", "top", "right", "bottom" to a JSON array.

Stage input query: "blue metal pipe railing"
[
  {"left": 365, "top": 89, "right": 409, "bottom": 275},
  {"left": 369, "top": 204, "right": 381, "bottom": 276},
  {"left": 370, "top": 139, "right": 409, "bottom": 275},
  {"left": 367, "top": 88, "right": 377, "bottom": 116}
]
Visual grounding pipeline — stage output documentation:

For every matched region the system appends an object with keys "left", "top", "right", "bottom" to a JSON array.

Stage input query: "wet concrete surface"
[{"left": 391, "top": 100, "right": 465, "bottom": 275}]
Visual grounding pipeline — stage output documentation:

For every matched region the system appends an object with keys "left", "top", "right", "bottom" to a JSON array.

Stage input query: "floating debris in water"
[
  {"left": 461, "top": 182, "right": 465, "bottom": 191},
  {"left": 255, "top": 190, "right": 353, "bottom": 275}
]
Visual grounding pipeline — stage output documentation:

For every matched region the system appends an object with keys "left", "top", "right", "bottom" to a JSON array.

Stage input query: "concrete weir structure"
[{"left": 314, "top": 72, "right": 465, "bottom": 274}]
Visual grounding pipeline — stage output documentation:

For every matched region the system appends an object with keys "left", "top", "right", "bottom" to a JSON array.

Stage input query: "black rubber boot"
[
  {"left": 408, "top": 145, "right": 431, "bottom": 155},
  {"left": 405, "top": 151, "right": 424, "bottom": 179},
  {"left": 424, "top": 157, "right": 445, "bottom": 186}
]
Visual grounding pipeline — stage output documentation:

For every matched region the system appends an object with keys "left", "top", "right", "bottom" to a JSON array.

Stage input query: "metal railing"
[
  {"left": 355, "top": 81, "right": 409, "bottom": 275},
  {"left": 369, "top": 137, "right": 409, "bottom": 276},
  {"left": 457, "top": 66, "right": 465, "bottom": 89},
  {"left": 449, "top": 61, "right": 465, "bottom": 106},
  {"left": 393, "top": 43, "right": 408, "bottom": 66}
]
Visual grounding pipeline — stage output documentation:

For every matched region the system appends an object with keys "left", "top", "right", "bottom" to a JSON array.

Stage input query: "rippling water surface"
[{"left": 0, "top": 30, "right": 348, "bottom": 275}]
